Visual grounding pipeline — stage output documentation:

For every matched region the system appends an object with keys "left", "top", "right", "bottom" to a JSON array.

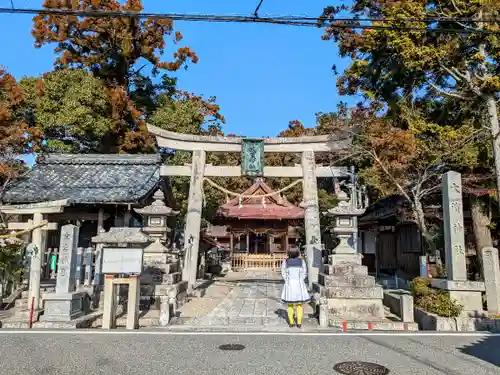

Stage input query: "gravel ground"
[{"left": 0, "top": 331, "right": 498, "bottom": 375}]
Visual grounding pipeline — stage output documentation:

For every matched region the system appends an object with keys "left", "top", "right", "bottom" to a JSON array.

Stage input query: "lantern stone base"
[
  {"left": 314, "top": 252, "right": 385, "bottom": 321},
  {"left": 140, "top": 250, "right": 188, "bottom": 323},
  {"left": 40, "top": 291, "right": 87, "bottom": 322}
]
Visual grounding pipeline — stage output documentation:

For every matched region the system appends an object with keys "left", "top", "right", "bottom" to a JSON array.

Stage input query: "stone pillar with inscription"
[
  {"left": 182, "top": 149, "right": 206, "bottom": 291},
  {"left": 301, "top": 150, "right": 323, "bottom": 288},
  {"left": 430, "top": 171, "right": 486, "bottom": 316},
  {"left": 28, "top": 212, "right": 45, "bottom": 310},
  {"left": 41, "top": 224, "right": 87, "bottom": 322},
  {"left": 481, "top": 247, "right": 500, "bottom": 314}
]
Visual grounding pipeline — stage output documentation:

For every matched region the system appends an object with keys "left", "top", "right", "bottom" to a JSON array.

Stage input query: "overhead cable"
[{"left": 1, "top": 7, "right": 499, "bottom": 34}]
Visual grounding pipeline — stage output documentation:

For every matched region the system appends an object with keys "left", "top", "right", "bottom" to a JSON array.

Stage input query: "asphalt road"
[{"left": 0, "top": 331, "right": 498, "bottom": 375}]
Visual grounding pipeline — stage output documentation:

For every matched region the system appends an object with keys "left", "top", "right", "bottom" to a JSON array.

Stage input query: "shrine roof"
[
  {"left": 3, "top": 154, "right": 161, "bottom": 204},
  {"left": 217, "top": 178, "right": 304, "bottom": 220}
]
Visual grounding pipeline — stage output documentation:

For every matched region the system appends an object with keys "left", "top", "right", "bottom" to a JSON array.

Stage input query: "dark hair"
[{"left": 287, "top": 249, "right": 300, "bottom": 259}]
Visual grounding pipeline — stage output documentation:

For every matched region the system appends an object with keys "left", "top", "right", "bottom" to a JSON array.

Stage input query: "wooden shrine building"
[
  {"left": 1, "top": 154, "right": 167, "bottom": 249},
  {"left": 202, "top": 178, "right": 304, "bottom": 270}
]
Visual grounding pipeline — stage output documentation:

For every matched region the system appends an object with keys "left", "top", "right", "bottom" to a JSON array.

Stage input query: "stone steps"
[{"left": 174, "top": 316, "right": 317, "bottom": 326}]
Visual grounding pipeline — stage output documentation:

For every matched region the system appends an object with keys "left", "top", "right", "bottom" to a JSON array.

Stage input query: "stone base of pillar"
[
  {"left": 430, "top": 279, "right": 486, "bottom": 317},
  {"left": 303, "top": 243, "right": 324, "bottom": 288},
  {"left": 40, "top": 291, "right": 87, "bottom": 322},
  {"left": 221, "top": 261, "right": 232, "bottom": 274},
  {"left": 159, "top": 296, "right": 175, "bottom": 326}
]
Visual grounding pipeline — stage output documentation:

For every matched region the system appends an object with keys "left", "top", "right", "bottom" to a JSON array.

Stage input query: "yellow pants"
[{"left": 287, "top": 303, "right": 303, "bottom": 325}]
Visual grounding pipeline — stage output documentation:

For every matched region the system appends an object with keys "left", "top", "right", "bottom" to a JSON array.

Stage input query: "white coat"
[{"left": 280, "top": 257, "right": 310, "bottom": 304}]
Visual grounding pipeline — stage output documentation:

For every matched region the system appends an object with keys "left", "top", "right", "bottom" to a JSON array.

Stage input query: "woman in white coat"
[{"left": 281, "top": 248, "right": 310, "bottom": 328}]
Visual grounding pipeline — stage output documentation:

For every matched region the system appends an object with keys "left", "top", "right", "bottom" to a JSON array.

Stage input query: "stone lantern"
[
  {"left": 315, "top": 186, "right": 395, "bottom": 327},
  {"left": 134, "top": 189, "right": 179, "bottom": 243},
  {"left": 325, "top": 187, "right": 367, "bottom": 255}
]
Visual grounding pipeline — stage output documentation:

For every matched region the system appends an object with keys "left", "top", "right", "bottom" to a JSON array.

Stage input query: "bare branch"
[
  {"left": 440, "top": 65, "right": 464, "bottom": 82},
  {"left": 473, "top": 69, "right": 488, "bottom": 81},
  {"left": 369, "top": 149, "right": 413, "bottom": 203},
  {"left": 450, "top": 67, "right": 472, "bottom": 82},
  {"left": 418, "top": 183, "right": 443, "bottom": 198},
  {"left": 253, "top": 0, "right": 264, "bottom": 17},
  {"left": 428, "top": 81, "right": 471, "bottom": 100}
]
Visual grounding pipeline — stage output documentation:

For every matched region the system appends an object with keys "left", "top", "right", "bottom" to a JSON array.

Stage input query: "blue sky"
[{"left": 1, "top": 0, "right": 356, "bottom": 140}]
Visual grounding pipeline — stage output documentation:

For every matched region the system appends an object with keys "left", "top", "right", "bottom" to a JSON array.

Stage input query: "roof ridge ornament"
[{"left": 134, "top": 189, "right": 179, "bottom": 216}]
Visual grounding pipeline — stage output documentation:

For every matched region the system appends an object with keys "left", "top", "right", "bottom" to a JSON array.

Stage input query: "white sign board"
[{"left": 101, "top": 247, "right": 143, "bottom": 275}]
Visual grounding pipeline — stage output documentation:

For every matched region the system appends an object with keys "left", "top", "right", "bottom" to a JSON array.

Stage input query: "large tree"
[
  {"left": 322, "top": 104, "right": 483, "bottom": 264},
  {"left": 321, "top": 0, "right": 500, "bottom": 198},
  {"left": 32, "top": 0, "right": 198, "bottom": 153},
  {"left": 20, "top": 69, "right": 112, "bottom": 153}
]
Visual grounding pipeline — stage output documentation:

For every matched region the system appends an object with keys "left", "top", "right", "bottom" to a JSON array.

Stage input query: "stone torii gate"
[
  {"left": 0, "top": 199, "right": 68, "bottom": 310},
  {"left": 147, "top": 124, "right": 351, "bottom": 290}
]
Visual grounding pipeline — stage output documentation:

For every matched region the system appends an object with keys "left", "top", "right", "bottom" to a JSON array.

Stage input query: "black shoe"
[
  {"left": 297, "top": 324, "right": 302, "bottom": 329},
  {"left": 288, "top": 323, "right": 295, "bottom": 328}
]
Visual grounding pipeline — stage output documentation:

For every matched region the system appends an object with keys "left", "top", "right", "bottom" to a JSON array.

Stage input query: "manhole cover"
[
  {"left": 333, "top": 361, "right": 389, "bottom": 375},
  {"left": 218, "top": 344, "right": 246, "bottom": 351}
]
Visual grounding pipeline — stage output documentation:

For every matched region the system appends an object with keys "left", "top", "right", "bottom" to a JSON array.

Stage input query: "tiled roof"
[
  {"left": 218, "top": 178, "right": 304, "bottom": 220},
  {"left": 2, "top": 154, "right": 161, "bottom": 204}
]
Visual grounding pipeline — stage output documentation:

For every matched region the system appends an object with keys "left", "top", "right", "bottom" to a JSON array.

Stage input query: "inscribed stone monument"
[
  {"left": 56, "top": 225, "right": 79, "bottom": 294},
  {"left": 442, "top": 171, "right": 467, "bottom": 281},
  {"left": 481, "top": 247, "right": 500, "bottom": 314},
  {"left": 430, "top": 171, "right": 485, "bottom": 315},
  {"left": 41, "top": 224, "right": 86, "bottom": 322}
]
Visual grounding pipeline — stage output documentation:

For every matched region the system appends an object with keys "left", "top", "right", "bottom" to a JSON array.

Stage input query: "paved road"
[
  {"left": 177, "top": 270, "right": 314, "bottom": 327},
  {"left": 0, "top": 331, "right": 498, "bottom": 375}
]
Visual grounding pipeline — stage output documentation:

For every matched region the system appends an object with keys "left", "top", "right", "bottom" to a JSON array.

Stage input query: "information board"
[{"left": 101, "top": 247, "right": 143, "bottom": 275}]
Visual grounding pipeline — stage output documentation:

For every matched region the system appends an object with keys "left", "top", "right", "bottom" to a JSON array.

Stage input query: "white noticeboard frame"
[{"left": 101, "top": 247, "right": 144, "bottom": 275}]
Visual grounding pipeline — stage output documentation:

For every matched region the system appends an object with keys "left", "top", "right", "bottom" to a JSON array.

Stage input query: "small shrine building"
[
  {"left": 0, "top": 153, "right": 167, "bottom": 249},
  {"left": 202, "top": 178, "right": 304, "bottom": 270}
]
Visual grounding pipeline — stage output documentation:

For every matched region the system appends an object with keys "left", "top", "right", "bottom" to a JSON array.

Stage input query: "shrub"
[
  {"left": 410, "top": 277, "right": 463, "bottom": 317},
  {"left": 0, "top": 237, "right": 25, "bottom": 294}
]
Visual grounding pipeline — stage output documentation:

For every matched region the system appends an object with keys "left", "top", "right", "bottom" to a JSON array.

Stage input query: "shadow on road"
[{"left": 459, "top": 335, "right": 500, "bottom": 367}]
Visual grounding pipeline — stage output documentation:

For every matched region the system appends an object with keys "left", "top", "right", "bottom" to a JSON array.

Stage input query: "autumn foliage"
[
  {"left": 32, "top": 0, "right": 198, "bottom": 84},
  {"left": 31, "top": 0, "right": 199, "bottom": 153},
  {"left": 0, "top": 68, "right": 42, "bottom": 189}
]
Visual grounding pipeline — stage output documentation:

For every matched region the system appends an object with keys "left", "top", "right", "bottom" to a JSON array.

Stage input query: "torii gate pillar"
[
  {"left": 182, "top": 149, "right": 206, "bottom": 290},
  {"left": 301, "top": 151, "right": 323, "bottom": 288}
]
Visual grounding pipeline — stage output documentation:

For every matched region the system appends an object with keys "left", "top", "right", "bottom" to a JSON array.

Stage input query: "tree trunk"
[
  {"left": 485, "top": 95, "right": 500, "bottom": 204},
  {"left": 413, "top": 199, "right": 442, "bottom": 269},
  {"left": 469, "top": 194, "right": 493, "bottom": 279}
]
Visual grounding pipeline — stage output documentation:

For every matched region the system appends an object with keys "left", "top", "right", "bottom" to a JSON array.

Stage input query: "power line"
[{"left": 1, "top": 7, "right": 500, "bottom": 34}]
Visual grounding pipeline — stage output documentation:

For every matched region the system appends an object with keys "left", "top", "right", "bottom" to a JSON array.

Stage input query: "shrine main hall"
[{"left": 202, "top": 178, "right": 304, "bottom": 270}]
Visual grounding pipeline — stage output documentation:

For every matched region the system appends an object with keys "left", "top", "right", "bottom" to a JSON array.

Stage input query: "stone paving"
[{"left": 175, "top": 270, "right": 315, "bottom": 328}]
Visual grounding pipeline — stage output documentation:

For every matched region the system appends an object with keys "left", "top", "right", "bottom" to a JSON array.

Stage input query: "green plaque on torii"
[{"left": 241, "top": 138, "right": 264, "bottom": 177}]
